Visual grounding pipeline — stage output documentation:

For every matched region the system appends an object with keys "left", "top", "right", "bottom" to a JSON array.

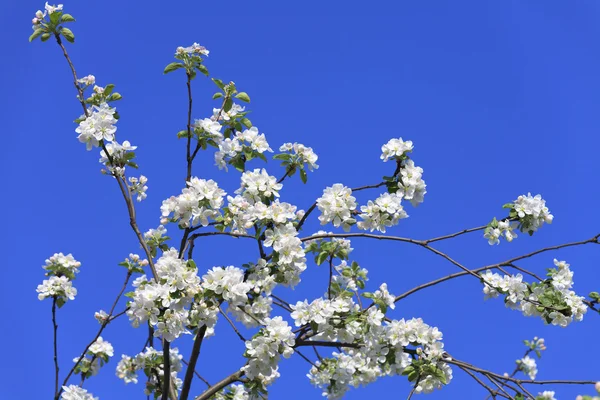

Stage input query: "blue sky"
[{"left": 2, "top": 0, "right": 600, "bottom": 399}]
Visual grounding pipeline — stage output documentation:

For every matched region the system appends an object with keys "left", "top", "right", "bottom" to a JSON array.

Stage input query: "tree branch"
[
  {"left": 52, "top": 297, "right": 60, "bottom": 400},
  {"left": 194, "top": 370, "right": 245, "bottom": 400}
]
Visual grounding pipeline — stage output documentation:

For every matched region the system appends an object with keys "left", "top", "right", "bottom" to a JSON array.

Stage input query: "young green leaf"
[
  {"left": 235, "top": 92, "right": 251, "bottom": 103},
  {"left": 29, "top": 29, "right": 45, "bottom": 42},
  {"left": 61, "top": 27, "right": 75, "bottom": 43},
  {"left": 164, "top": 62, "right": 184, "bottom": 74}
]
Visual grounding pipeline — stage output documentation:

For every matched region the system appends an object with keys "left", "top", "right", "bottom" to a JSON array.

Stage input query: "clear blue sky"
[{"left": 3, "top": 0, "right": 600, "bottom": 399}]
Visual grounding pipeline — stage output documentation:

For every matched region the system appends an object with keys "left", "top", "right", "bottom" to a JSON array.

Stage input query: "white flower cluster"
[
  {"left": 202, "top": 266, "right": 252, "bottom": 306},
  {"left": 76, "top": 103, "right": 118, "bottom": 151},
  {"left": 61, "top": 385, "right": 97, "bottom": 400},
  {"left": 127, "top": 249, "right": 203, "bottom": 341},
  {"left": 236, "top": 168, "right": 282, "bottom": 203},
  {"left": 74, "top": 336, "right": 114, "bottom": 377},
  {"left": 89, "top": 336, "right": 114, "bottom": 358},
  {"left": 215, "top": 127, "right": 273, "bottom": 170},
  {"left": 380, "top": 137, "right": 413, "bottom": 162},
  {"left": 144, "top": 225, "right": 167, "bottom": 242},
  {"left": 224, "top": 196, "right": 300, "bottom": 234},
  {"left": 94, "top": 310, "right": 109, "bottom": 324},
  {"left": 316, "top": 184, "right": 357, "bottom": 231},
  {"left": 517, "top": 355, "right": 538, "bottom": 380},
  {"left": 484, "top": 219, "right": 518, "bottom": 245},
  {"left": 398, "top": 159, "right": 427, "bottom": 207},
  {"left": 99, "top": 140, "right": 137, "bottom": 176},
  {"left": 480, "top": 259, "right": 587, "bottom": 327},
  {"left": 78, "top": 75, "right": 96, "bottom": 87},
  {"left": 31, "top": 3, "right": 63, "bottom": 25},
  {"left": 513, "top": 193, "right": 554, "bottom": 233},
  {"left": 242, "top": 316, "right": 295, "bottom": 386},
  {"left": 263, "top": 223, "right": 307, "bottom": 287},
  {"left": 193, "top": 117, "right": 223, "bottom": 141},
  {"left": 537, "top": 392, "right": 557, "bottom": 400},
  {"left": 278, "top": 142, "right": 319, "bottom": 171},
  {"left": 213, "top": 103, "right": 245, "bottom": 122},
  {"left": 486, "top": 193, "right": 554, "bottom": 245},
  {"left": 380, "top": 138, "right": 427, "bottom": 207},
  {"left": 128, "top": 175, "right": 148, "bottom": 202},
  {"left": 37, "top": 253, "right": 81, "bottom": 304},
  {"left": 176, "top": 42, "right": 209, "bottom": 56},
  {"left": 357, "top": 192, "right": 407, "bottom": 233},
  {"left": 215, "top": 384, "right": 250, "bottom": 400},
  {"left": 308, "top": 316, "right": 450, "bottom": 399},
  {"left": 161, "top": 177, "right": 226, "bottom": 228},
  {"left": 43, "top": 252, "right": 81, "bottom": 277},
  {"left": 37, "top": 276, "right": 77, "bottom": 302},
  {"left": 116, "top": 347, "right": 184, "bottom": 396}
]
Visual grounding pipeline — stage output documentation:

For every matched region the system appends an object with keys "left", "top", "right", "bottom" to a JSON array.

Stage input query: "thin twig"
[
  {"left": 220, "top": 307, "right": 247, "bottom": 341},
  {"left": 181, "top": 359, "right": 211, "bottom": 388},
  {"left": 194, "top": 370, "right": 244, "bottom": 400},
  {"left": 52, "top": 297, "right": 60, "bottom": 400},
  {"left": 57, "top": 271, "right": 132, "bottom": 398}
]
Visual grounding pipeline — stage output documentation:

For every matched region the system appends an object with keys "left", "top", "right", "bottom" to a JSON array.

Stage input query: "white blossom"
[
  {"left": 317, "top": 184, "right": 357, "bottom": 231},
  {"left": 61, "top": 385, "right": 97, "bottom": 400},
  {"left": 380, "top": 138, "right": 413, "bottom": 162}
]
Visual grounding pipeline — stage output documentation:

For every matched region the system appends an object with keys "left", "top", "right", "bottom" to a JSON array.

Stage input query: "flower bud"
[
  {"left": 32, "top": 18, "right": 40, "bottom": 24},
  {"left": 36, "top": 10, "right": 44, "bottom": 18},
  {"left": 595, "top": 381, "right": 600, "bottom": 392}
]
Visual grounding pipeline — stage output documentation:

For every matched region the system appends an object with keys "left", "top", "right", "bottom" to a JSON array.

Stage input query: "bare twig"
[
  {"left": 194, "top": 370, "right": 245, "bottom": 400},
  {"left": 57, "top": 271, "right": 132, "bottom": 398},
  {"left": 181, "top": 359, "right": 211, "bottom": 388},
  {"left": 52, "top": 297, "right": 60, "bottom": 400}
]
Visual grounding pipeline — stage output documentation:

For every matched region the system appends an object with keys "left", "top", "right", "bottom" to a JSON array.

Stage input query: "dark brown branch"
[
  {"left": 52, "top": 297, "right": 60, "bottom": 400},
  {"left": 194, "top": 370, "right": 244, "bottom": 400},
  {"left": 161, "top": 340, "right": 171, "bottom": 400},
  {"left": 179, "top": 325, "right": 208, "bottom": 400},
  {"left": 294, "top": 340, "right": 360, "bottom": 349},
  {"left": 486, "top": 235, "right": 599, "bottom": 269},
  {"left": 54, "top": 35, "right": 159, "bottom": 281}
]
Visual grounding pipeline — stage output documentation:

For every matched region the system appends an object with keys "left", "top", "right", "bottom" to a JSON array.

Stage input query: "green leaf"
[
  {"left": 224, "top": 98, "right": 233, "bottom": 112},
  {"left": 41, "top": 33, "right": 51, "bottom": 42},
  {"left": 61, "top": 27, "right": 75, "bottom": 43},
  {"left": 300, "top": 169, "right": 308, "bottom": 184},
  {"left": 104, "top": 84, "right": 115, "bottom": 96},
  {"left": 164, "top": 62, "right": 184, "bottom": 74},
  {"left": 235, "top": 92, "right": 251, "bottom": 103},
  {"left": 315, "top": 251, "right": 329, "bottom": 266},
  {"left": 29, "top": 28, "right": 45, "bottom": 42},
  {"left": 56, "top": 297, "right": 66, "bottom": 308},
  {"left": 177, "top": 130, "right": 189, "bottom": 138},
  {"left": 108, "top": 92, "right": 122, "bottom": 101},
  {"left": 49, "top": 11, "right": 61, "bottom": 25},
  {"left": 589, "top": 291, "right": 600, "bottom": 300},
  {"left": 61, "top": 13, "right": 76, "bottom": 23},
  {"left": 212, "top": 78, "right": 225, "bottom": 90},
  {"left": 241, "top": 117, "right": 252, "bottom": 128},
  {"left": 197, "top": 64, "right": 209, "bottom": 76},
  {"left": 212, "top": 92, "right": 223, "bottom": 99},
  {"left": 187, "top": 260, "right": 197, "bottom": 269},
  {"left": 273, "top": 154, "right": 291, "bottom": 161}
]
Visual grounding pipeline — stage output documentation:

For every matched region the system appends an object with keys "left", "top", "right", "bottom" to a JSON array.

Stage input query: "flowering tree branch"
[{"left": 29, "top": 4, "right": 600, "bottom": 400}]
